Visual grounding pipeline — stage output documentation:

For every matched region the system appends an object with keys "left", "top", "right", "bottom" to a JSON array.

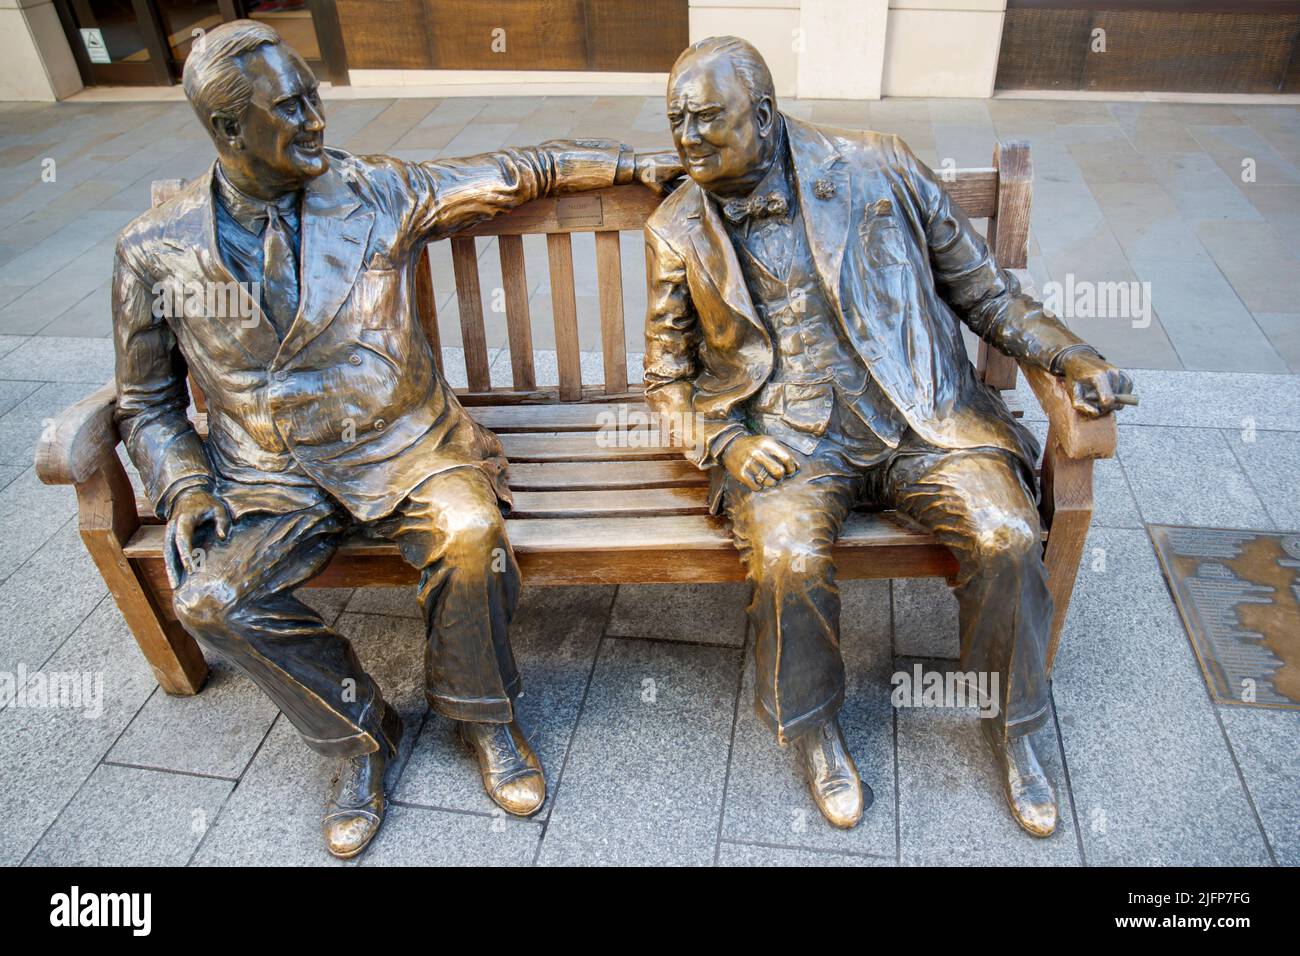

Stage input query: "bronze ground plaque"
[{"left": 1149, "top": 525, "right": 1300, "bottom": 710}]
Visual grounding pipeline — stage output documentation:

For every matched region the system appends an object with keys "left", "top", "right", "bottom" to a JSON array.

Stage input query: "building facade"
[{"left": 3, "top": 1, "right": 1299, "bottom": 102}]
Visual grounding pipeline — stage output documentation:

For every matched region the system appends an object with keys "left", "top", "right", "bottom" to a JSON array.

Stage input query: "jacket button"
[
  {"left": 348, "top": 353, "right": 361, "bottom": 366},
  {"left": 374, "top": 419, "right": 386, "bottom": 431},
  {"left": 273, "top": 369, "right": 287, "bottom": 382}
]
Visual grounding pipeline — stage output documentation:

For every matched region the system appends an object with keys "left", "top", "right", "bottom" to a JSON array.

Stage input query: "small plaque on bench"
[{"left": 556, "top": 195, "right": 603, "bottom": 229}]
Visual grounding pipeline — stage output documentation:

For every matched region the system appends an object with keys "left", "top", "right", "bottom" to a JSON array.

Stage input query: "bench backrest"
[{"left": 150, "top": 139, "right": 1031, "bottom": 409}]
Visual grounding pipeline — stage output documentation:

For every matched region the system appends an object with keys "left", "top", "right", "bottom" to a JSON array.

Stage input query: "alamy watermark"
[
  {"left": 594, "top": 406, "right": 706, "bottom": 458},
  {"left": 0, "top": 665, "right": 103, "bottom": 719},
  {"left": 891, "top": 664, "right": 999, "bottom": 718},
  {"left": 151, "top": 280, "right": 261, "bottom": 328},
  {"left": 1041, "top": 273, "right": 1152, "bottom": 329}
]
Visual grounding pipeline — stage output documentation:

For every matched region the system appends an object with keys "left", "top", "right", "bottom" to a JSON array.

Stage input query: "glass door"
[
  {"left": 56, "top": 0, "right": 173, "bottom": 85},
  {"left": 53, "top": 0, "right": 349, "bottom": 88}
]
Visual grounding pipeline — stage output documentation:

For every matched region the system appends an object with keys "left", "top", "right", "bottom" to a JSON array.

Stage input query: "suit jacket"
[
  {"left": 114, "top": 141, "right": 626, "bottom": 522},
  {"left": 643, "top": 116, "right": 1085, "bottom": 513}
]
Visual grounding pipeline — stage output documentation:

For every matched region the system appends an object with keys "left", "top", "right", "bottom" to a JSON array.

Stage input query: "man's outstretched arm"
[
  {"left": 890, "top": 135, "right": 1134, "bottom": 416},
  {"left": 392, "top": 140, "right": 681, "bottom": 242}
]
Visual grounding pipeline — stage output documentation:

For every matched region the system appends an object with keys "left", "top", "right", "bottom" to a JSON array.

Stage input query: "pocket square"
[{"left": 871, "top": 198, "right": 893, "bottom": 216}]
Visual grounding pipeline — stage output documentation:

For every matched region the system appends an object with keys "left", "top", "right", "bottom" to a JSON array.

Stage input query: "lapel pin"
[{"left": 813, "top": 179, "right": 836, "bottom": 200}]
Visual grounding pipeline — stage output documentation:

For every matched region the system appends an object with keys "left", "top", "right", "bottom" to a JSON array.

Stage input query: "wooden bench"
[{"left": 34, "top": 141, "right": 1117, "bottom": 698}]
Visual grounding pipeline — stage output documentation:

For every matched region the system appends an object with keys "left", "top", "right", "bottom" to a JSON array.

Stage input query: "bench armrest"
[
  {"left": 34, "top": 381, "right": 120, "bottom": 485},
  {"left": 1019, "top": 364, "right": 1117, "bottom": 460}
]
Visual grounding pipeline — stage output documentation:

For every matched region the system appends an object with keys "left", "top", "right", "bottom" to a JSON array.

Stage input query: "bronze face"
[
  {"left": 667, "top": 52, "right": 776, "bottom": 196},
  {"left": 210, "top": 42, "right": 327, "bottom": 199}
]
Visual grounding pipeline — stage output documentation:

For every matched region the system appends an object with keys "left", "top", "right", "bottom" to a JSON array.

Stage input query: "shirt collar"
[{"left": 213, "top": 162, "right": 300, "bottom": 236}]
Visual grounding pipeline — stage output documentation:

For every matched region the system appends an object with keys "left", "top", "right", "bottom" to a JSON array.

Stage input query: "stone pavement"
[{"left": 0, "top": 95, "right": 1296, "bottom": 866}]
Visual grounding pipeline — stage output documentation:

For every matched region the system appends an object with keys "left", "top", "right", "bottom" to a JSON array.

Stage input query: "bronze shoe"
[
  {"left": 983, "top": 721, "right": 1058, "bottom": 837},
  {"left": 793, "top": 717, "right": 873, "bottom": 829},
  {"left": 322, "top": 705, "right": 403, "bottom": 859},
  {"left": 459, "top": 719, "right": 546, "bottom": 817}
]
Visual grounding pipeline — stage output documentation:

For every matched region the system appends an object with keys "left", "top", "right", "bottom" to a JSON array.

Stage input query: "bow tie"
[{"left": 722, "top": 191, "right": 789, "bottom": 226}]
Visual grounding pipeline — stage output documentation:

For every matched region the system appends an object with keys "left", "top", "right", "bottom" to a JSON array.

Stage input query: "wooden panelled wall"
[
  {"left": 997, "top": 2, "right": 1300, "bottom": 93},
  {"left": 336, "top": 0, "right": 689, "bottom": 72}
]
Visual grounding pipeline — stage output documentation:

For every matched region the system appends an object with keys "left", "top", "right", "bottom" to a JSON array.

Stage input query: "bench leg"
[
  {"left": 75, "top": 464, "right": 208, "bottom": 696},
  {"left": 1038, "top": 440, "right": 1095, "bottom": 677}
]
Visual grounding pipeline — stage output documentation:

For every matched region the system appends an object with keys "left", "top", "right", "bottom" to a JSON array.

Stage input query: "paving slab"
[
  {"left": 536, "top": 637, "right": 740, "bottom": 865},
  {"left": 25, "top": 763, "right": 233, "bottom": 867},
  {"left": 107, "top": 655, "right": 280, "bottom": 780},
  {"left": 0, "top": 600, "right": 158, "bottom": 865},
  {"left": 1222, "top": 427, "right": 1300, "bottom": 531},
  {"left": 358, "top": 803, "right": 541, "bottom": 866},
  {"left": 1118, "top": 425, "right": 1273, "bottom": 530},
  {"left": 608, "top": 582, "right": 750, "bottom": 647},
  {"left": 717, "top": 840, "right": 893, "bottom": 866},
  {"left": 1051, "top": 527, "right": 1272, "bottom": 865},
  {"left": 0, "top": 519, "right": 108, "bottom": 673},
  {"left": 1216, "top": 705, "right": 1299, "bottom": 866}
]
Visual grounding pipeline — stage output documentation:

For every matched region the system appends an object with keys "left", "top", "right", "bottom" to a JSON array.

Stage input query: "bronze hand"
[
  {"left": 164, "top": 486, "right": 231, "bottom": 588},
  {"left": 1059, "top": 351, "right": 1137, "bottom": 418},
  {"left": 721, "top": 434, "right": 800, "bottom": 491}
]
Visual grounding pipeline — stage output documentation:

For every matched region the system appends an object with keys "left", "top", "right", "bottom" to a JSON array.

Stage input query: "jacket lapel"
[
  {"left": 162, "top": 165, "right": 281, "bottom": 362},
  {"left": 275, "top": 165, "right": 373, "bottom": 364},
  {"left": 785, "top": 115, "right": 852, "bottom": 313},
  {"left": 685, "top": 182, "right": 763, "bottom": 333}
]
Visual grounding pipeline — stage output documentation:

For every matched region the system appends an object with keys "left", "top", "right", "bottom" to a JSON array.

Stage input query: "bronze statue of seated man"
[
  {"left": 112, "top": 19, "right": 679, "bottom": 858},
  {"left": 643, "top": 37, "right": 1135, "bottom": 835}
]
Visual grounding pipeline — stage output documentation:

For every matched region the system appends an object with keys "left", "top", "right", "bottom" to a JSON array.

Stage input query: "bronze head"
[
  {"left": 182, "top": 19, "right": 326, "bottom": 200},
  {"left": 667, "top": 36, "right": 779, "bottom": 197}
]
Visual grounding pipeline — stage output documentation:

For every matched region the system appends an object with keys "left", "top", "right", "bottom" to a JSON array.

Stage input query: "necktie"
[
  {"left": 261, "top": 205, "right": 299, "bottom": 339},
  {"left": 722, "top": 191, "right": 789, "bottom": 227}
]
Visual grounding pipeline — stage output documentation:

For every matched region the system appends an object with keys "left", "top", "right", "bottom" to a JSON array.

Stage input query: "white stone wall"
[
  {"left": 688, "top": 0, "right": 1005, "bottom": 99},
  {"left": 0, "top": 0, "right": 82, "bottom": 101}
]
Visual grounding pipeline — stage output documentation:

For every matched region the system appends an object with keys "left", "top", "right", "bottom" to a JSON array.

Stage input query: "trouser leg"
[
  {"left": 724, "top": 470, "right": 860, "bottom": 745},
  {"left": 172, "top": 502, "right": 398, "bottom": 758},
  {"left": 883, "top": 449, "right": 1053, "bottom": 740},
  {"left": 377, "top": 467, "right": 521, "bottom": 723}
]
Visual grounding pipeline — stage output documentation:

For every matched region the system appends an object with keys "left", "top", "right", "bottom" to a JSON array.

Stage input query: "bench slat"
[
  {"left": 506, "top": 459, "right": 706, "bottom": 490},
  {"left": 595, "top": 230, "right": 628, "bottom": 395},
  {"left": 450, "top": 236, "right": 491, "bottom": 391},
  {"left": 415, "top": 245, "right": 444, "bottom": 378},
  {"left": 470, "top": 401, "right": 637, "bottom": 431},
  {"left": 498, "top": 431, "right": 679, "bottom": 461},
  {"left": 497, "top": 234, "right": 535, "bottom": 390},
  {"left": 511, "top": 487, "right": 708, "bottom": 517},
  {"left": 546, "top": 232, "right": 583, "bottom": 401},
  {"left": 124, "top": 511, "right": 933, "bottom": 556}
]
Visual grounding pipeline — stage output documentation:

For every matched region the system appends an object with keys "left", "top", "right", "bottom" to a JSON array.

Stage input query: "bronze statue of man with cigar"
[
  {"left": 112, "top": 19, "right": 679, "bottom": 858},
  {"left": 644, "top": 37, "right": 1136, "bottom": 835}
]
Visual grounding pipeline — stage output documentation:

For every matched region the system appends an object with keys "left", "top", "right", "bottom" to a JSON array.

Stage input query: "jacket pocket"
[
  {"left": 859, "top": 202, "right": 910, "bottom": 270},
  {"left": 356, "top": 267, "right": 400, "bottom": 330}
]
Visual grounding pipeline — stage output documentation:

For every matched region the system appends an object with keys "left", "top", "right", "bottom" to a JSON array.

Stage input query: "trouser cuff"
[
  {"left": 986, "top": 701, "right": 1051, "bottom": 742},
  {"left": 427, "top": 674, "right": 521, "bottom": 724},
  {"left": 299, "top": 693, "right": 399, "bottom": 759},
  {"left": 755, "top": 688, "right": 844, "bottom": 746}
]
